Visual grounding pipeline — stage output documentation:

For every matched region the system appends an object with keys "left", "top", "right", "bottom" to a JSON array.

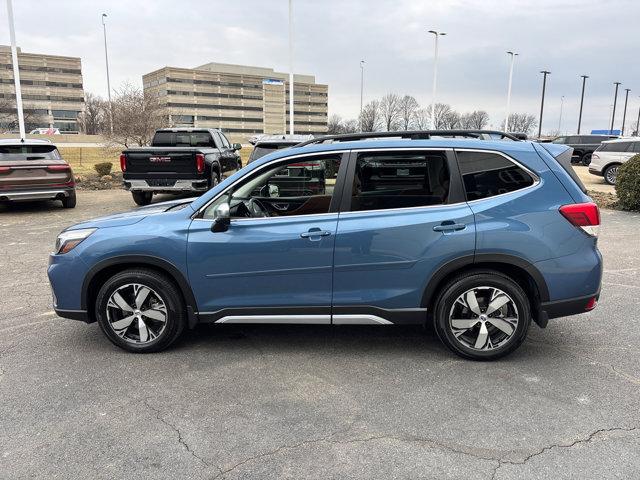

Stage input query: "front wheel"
[
  {"left": 433, "top": 271, "right": 531, "bottom": 360},
  {"left": 132, "top": 191, "right": 153, "bottom": 206},
  {"left": 581, "top": 153, "right": 592, "bottom": 166},
  {"left": 95, "top": 269, "right": 186, "bottom": 353},
  {"left": 603, "top": 164, "right": 619, "bottom": 185}
]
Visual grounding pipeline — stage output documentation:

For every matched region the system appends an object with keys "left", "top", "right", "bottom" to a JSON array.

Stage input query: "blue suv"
[{"left": 48, "top": 131, "right": 602, "bottom": 360}]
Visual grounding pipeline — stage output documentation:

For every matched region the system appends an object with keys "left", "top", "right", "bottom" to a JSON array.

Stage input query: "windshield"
[{"left": 0, "top": 145, "right": 61, "bottom": 161}]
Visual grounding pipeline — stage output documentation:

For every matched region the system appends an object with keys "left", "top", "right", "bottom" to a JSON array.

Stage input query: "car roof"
[
  {"left": 0, "top": 138, "right": 54, "bottom": 146},
  {"left": 602, "top": 137, "right": 640, "bottom": 143}
]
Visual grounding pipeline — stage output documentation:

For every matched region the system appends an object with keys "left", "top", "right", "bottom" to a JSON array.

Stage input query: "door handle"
[
  {"left": 300, "top": 228, "right": 332, "bottom": 239},
  {"left": 433, "top": 222, "right": 466, "bottom": 232}
]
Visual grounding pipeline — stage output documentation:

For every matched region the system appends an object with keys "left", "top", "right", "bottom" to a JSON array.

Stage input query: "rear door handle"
[
  {"left": 300, "top": 228, "right": 332, "bottom": 239},
  {"left": 433, "top": 222, "right": 466, "bottom": 232}
]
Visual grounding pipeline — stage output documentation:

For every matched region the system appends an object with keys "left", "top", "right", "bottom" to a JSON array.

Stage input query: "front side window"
[
  {"left": 457, "top": 151, "right": 535, "bottom": 201},
  {"left": 552, "top": 137, "right": 567, "bottom": 144},
  {"left": 350, "top": 151, "right": 450, "bottom": 212},
  {"left": 203, "top": 154, "right": 342, "bottom": 219}
]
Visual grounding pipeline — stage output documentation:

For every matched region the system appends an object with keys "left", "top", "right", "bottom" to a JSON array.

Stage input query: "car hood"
[{"left": 68, "top": 197, "right": 196, "bottom": 230}]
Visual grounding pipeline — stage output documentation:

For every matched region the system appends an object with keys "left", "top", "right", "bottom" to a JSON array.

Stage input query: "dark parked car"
[
  {"left": 551, "top": 135, "right": 617, "bottom": 165},
  {"left": 247, "top": 134, "right": 313, "bottom": 164},
  {"left": 121, "top": 128, "right": 242, "bottom": 205},
  {"left": 0, "top": 139, "right": 76, "bottom": 208}
]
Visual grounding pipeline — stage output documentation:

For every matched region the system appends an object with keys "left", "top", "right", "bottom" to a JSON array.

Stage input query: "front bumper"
[
  {"left": 0, "top": 187, "right": 74, "bottom": 202},
  {"left": 123, "top": 179, "right": 208, "bottom": 192}
]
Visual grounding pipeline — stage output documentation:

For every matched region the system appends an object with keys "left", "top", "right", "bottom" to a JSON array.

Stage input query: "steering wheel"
[{"left": 247, "top": 198, "right": 269, "bottom": 217}]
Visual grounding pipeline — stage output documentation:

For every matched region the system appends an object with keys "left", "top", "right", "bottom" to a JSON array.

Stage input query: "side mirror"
[
  {"left": 232, "top": 143, "right": 242, "bottom": 151},
  {"left": 211, "top": 202, "right": 230, "bottom": 232}
]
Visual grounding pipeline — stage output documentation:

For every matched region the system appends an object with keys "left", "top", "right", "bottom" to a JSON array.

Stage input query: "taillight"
[
  {"left": 559, "top": 202, "right": 600, "bottom": 237},
  {"left": 196, "top": 153, "right": 205, "bottom": 174},
  {"left": 584, "top": 296, "right": 598, "bottom": 311},
  {"left": 47, "top": 164, "right": 70, "bottom": 172},
  {"left": 120, "top": 154, "right": 127, "bottom": 172},
  {"left": 0, "top": 166, "right": 11, "bottom": 173},
  {"left": 592, "top": 153, "right": 600, "bottom": 160}
]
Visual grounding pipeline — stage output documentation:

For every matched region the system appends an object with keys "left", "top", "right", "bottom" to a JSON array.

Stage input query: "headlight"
[{"left": 55, "top": 228, "right": 97, "bottom": 254}]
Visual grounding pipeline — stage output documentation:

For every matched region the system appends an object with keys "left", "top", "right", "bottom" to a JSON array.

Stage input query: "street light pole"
[
  {"left": 359, "top": 60, "right": 365, "bottom": 131},
  {"left": 428, "top": 30, "right": 446, "bottom": 129},
  {"left": 537, "top": 70, "right": 550, "bottom": 138},
  {"left": 5, "top": 0, "right": 25, "bottom": 139},
  {"left": 288, "top": 0, "right": 294, "bottom": 135},
  {"left": 504, "top": 51, "right": 518, "bottom": 132},
  {"left": 101, "top": 13, "right": 113, "bottom": 134},
  {"left": 636, "top": 98, "right": 640, "bottom": 136},
  {"left": 577, "top": 75, "right": 588, "bottom": 134},
  {"left": 558, "top": 95, "right": 564, "bottom": 134},
  {"left": 621, "top": 88, "right": 631, "bottom": 136},
  {"left": 610, "top": 82, "right": 621, "bottom": 135}
]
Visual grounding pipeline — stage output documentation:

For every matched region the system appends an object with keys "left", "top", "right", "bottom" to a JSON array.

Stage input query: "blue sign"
[
  {"left": 591, "top": 129, "right": 620, "bottom": 135},
  {"left": 262, "top": 79, "right": 284, "bottom": 86}
]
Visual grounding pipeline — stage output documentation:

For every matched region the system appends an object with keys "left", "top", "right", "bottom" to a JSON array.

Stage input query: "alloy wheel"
[
  {"left": 105, "top": 283, "right": 168, "bottom": 344},
  {"left": 605, "top": 166, "right": 618, "bottom": 184},
  {"left": 448, "top": 286, "right": 519, "bottom": 351}
]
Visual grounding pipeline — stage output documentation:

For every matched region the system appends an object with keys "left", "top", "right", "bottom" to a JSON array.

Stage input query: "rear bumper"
[
  {"left": 540, "top": 292, "right": 600, "bottom": 320},
  {"left": 588, "top": 167, "right": 603, "bottom": 176},
  {"left": 55, "top": 308, "right": 90, "bottom": 322},
  {"left": 123, "top": 179, "right": 208, "bottom": 192},
  {"left": 0, "top": 187, "right": 74, "bottom": 201}
]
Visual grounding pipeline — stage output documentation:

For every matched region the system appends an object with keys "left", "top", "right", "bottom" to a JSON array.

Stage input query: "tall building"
[
  {"left": 143, "top": 62, "right": 328, "bottom": 139},
  {"left": 0, "top": 46, "right": 85, "bottom": 132}
]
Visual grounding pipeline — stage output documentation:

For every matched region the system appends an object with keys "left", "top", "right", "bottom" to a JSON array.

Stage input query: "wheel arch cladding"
[{"left": 82, "top": 255, "right": 198, "bottom": 327}]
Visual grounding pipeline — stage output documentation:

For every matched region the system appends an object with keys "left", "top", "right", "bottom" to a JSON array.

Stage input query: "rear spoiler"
[{"left": 539, "top": 143, "right": 587, "bottom": 194}]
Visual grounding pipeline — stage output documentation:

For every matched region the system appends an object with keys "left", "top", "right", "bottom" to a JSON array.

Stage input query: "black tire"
[
  {"left": 433, "top": 270, "right": 531, "bottom": 360},
  {"left": 95, "top": 269, "right": 186, "bottom": 353},
  {"left": 210, "top": 169, "right": 220, "bottom": 190},
  {"left": 61, "top": 190, "right": 76, "bottom": 208},
  {"left": 603, "top": 164, "right": 619, "bottom": 185},
  {"left": 581, "top": 153, "right": 592, "bottom": 166},
  {"left": 132, "top": 191, "right": 153, "bottom": 206}
]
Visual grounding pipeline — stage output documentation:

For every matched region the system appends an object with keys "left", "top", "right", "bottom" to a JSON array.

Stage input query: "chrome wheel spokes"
[
  {"left": 105, "top": 283, "right": 167, "bottom": 344},
  {"left": 449, "top": 286, "right": 519, "bottom": 351}
]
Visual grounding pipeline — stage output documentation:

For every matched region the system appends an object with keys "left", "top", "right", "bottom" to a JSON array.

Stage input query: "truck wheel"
[
  {"left": 132, "top": 191, "right": 153, "bottom": 206},
  {"left": 210, "top": 170, "right": 220, "bottom": 189},
  {"left": 581, "top": 153, "right": 592, "bottom": 166},
  {"left": 61, "top": 191, "right": 77, "bottom": 208}
]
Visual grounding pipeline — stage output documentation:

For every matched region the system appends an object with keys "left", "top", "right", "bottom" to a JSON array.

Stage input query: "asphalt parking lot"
[{"left": 1, "top": 190, "right": 639, "bottom": 479}]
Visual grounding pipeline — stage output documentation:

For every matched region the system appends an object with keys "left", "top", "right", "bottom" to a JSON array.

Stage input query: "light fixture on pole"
[
  {"left": 537, "top": 70, "right": 551, "bottom": 138},
  {"left": 288, "top": 0, "right": 295, "bottom": 135},
  {"left": 101, "top": 13, "right": 113, "bottom": 134},
  {"left": 5, "top": 0, "right": 25, "bottom": 140},
  {"left": 428, "top": 30, "right": 446, "bottom": 129},
  {"left": 577, "top": 75, "right": 588, "bottom": 134},
  {"left": 610, "top": 82, "right": 621, "bottom": 135},
  {"left": 558, "top": 95, "right": 565, "bottom": 134},
  {"left": 359, "top": 60, "right": 365, "bottom": 131},
  {"left": 504, "top": 51, "right": 518, "bottom": 132},
  {"left": 621, "top": 88, "right": 631, "bottom": 136}
]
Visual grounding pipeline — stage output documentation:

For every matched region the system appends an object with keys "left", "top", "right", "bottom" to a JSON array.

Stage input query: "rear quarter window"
[{"left": 457, "top": 151, "right": 535, "bottom": 201}]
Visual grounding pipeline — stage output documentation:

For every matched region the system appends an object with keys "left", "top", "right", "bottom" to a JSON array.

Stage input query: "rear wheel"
[
  {"left": 95, "top": 269, "right": 186, "bottom": 353},
  {"left": 581, "top": 153, "right": 592, "bottom": 166},
  {"left": 61, "top": 191, "right": 76, "bottom": 208},
  {"left": 603, "top": 164, "right": 619, "bottom": 185},
  {"left": 433, "top": 271, "right": 531, "bottom": 360},
  {"left": 132, "top": 191, "right": 153, "bottom": 206},
  {"left": 210, "top": 169, "right": 220, "bottom": 189}
]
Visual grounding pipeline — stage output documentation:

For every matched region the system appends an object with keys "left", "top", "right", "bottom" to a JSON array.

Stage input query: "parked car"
[
  {"left": 29, "top": 127, "right": 61, "bottom": 135},
  {"left": 551, "top": 135, "right": 617, "bottom": 165},
  {"left": 0, "top": 139, "right": 76, "bottom": 208},
  {"left": 120, "top": 128, "right": 242, "bottom": 206},
  {"left": 48, "top": 130, "right": 601, "bottom": 360},
  {"left": 588, "top": 137, "right": 640, "bottom": 185},
  {"left": 247, "top": 134, "right": 314, "bottom": 164}
]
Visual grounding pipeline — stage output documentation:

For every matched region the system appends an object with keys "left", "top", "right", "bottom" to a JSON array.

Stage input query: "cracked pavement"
[{"left": 1, "top": 190, "right": 639, "bottom": 479}]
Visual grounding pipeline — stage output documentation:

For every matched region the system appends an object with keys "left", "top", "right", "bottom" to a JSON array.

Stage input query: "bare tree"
[
  {"left": 359, "top": 100, "right": 381, "bottom": 132},
  {"left": 342, "top": 119, "right": 359, "bottom": 133},
  {"left": 77, "top": 92, "right": 108, "bottom": 135},
  {"left": 105, "top": 82, "right": 168, "bottom": 147},
  {"left": 398, "top": 95, "right": 419, "bottom": 130},
  {"left": 379, "top": 93, "right": 402, "bottom": 131},
  {"left": 327, "top": 114, "right": 345, "bottom": 135},
  {"left": 411, "top": 108, "right": 431, "bottom": 130},
  {"left": 430, "top": 103, "right": 454, "bottom": 129},
  {"left": 460, "top": 110, "right": 490, "bottom": 129},
  {"left": 507, "top": 113, "right": 537, "bottom": 134},
  {"left": 0, "top": 96, "right": 47, "bottom": 132}
]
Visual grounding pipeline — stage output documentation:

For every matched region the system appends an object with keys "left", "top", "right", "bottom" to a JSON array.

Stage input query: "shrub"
[
  {"left": 94, "top": 162, "right": 113, "bottom": 176},
  {"left": 616, "top": 154, "right": 640, "bottom": 211}
]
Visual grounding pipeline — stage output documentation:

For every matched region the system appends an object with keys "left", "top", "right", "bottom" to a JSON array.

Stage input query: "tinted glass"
[
  {"left": 249, "top": 145, "right": 293, "bottom": 162},
  {"left": 632, "top": 143, "right": 640, "bottom": 153},
  {"left": 0, "top": 145, "right": 61, "bottom": 161},
  {"left": 457, "top": 151, "right": 534, "bottom": 201},
  {"left": 350, "top": 151, "right": 449, "bottom": 212},
  {"left": 152, "top": 131, "right": 213, "bottom": 147},
  {"left": 220, "top": 133, "right": 231, "bottom": 148},
  {"left": 601, "top": 142, "right": 632, "bottom": 152},
  {"left": 552, "top": 137, "right": 567, "bottom": 144},
  {"left": 566, "top": 136, "right": 581, "bottom": 143}
]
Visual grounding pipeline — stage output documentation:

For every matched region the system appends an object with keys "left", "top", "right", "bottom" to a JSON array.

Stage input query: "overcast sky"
[{"left": 3, "top": 0, "right": 638, "bottom": 134}]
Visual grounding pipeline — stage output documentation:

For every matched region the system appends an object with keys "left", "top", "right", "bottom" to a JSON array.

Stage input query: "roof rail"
[{"left": 295, "top": 130, "right": 524, "bottom": 147}]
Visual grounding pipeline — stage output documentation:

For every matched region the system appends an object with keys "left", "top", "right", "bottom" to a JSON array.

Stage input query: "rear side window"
[
  {"left": 599, "top": 142, "right": 632, "bottom": 152},
  {"left": 0, "top": 145, "right": 61, "bottom": 161},
  {"left": 350, "top": 151, "right": 450, "bottom": 211},
  {"left": 457, "top": 151, "right": 535, "bottom": 201}
]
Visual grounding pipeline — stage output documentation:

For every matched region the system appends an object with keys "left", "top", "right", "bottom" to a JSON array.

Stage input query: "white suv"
[{"left": 589, "top": 138, "right": 640, "bottom": 185}]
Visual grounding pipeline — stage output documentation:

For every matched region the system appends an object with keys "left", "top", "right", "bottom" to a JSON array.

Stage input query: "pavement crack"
[
  {"left": 490, "top": 426, "right": 638, "bottom": 479},
  {"left": 142, "top": 398, "right": 219, "bottom": 473}
]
